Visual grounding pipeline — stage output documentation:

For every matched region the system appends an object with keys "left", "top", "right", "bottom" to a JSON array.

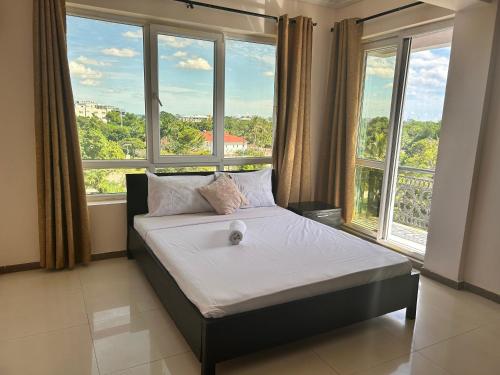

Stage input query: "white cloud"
[
  {"left": 173, "top": 51, "right": 188, "bottom": 58},
  {"left": 122, "top": 30, "right": 142, "bottom": 39},
  {"left": 69, "top": 61, "right": 103, "bottom": 86},
  {"left": 254, "top": 54, "right": 275, "bottom": 66},
  {"left": 101, "top": 48, "right": 138, "bottom": 57},
  {"left": 69, "top": 61, "right": 103, "bottom": 80},
  {"left": 81, "top": 79, "right": 99, "bottom": 86},
  {"left": 177, "top": 57, "right": 212, "bottom": 70},
  {"left": 263, "top": 70, "right": 274, "bottom": 77},
  {"left": 366, "top": 57, "right": 395, "bottom": 79},
  {"left": 406, "top": 49, "right": 450, "bottom": 96},
  {"left": 76, "top": 55, "right": 111, "bottom": 66},
  {"left": 159, "top": 35, "right": 192, "bottom": 48}
]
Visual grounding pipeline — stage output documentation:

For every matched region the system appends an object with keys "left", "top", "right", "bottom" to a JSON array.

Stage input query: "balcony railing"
[{"left": 393, "top": 166, "right": 435, "bottom": 231}]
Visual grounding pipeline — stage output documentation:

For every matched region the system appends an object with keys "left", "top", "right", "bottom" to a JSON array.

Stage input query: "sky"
[
  {"left": 362, "top": 46, "right": 452, "bottom": 122},
  {"left": 67, "top": 15, "right": 450, "bottom": 122},
  {"left": 67, "top": 16, "right": 276, "bottom": 117}
]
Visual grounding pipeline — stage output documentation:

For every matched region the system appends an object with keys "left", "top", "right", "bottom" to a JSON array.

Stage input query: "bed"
[{"left": 126, "top": 172, "right": 419, "bottom": 375}]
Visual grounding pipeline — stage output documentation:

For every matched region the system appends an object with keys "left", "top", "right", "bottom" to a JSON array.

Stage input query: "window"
[
  {"left": 67, "top": 16, "right": 146, "bottom": 161},
  {"left": 353, "top": 46, "right": 398, "bottom": 231},
  {"left": 156, "top": 33, "right": 216, "bottom": 157},
  {"left": 352, "top": 27, "right": 453, "bottom": 257},
  {"left": 155, "top": 166, "right": 217, "bottom": 173},
  {"left": 224, "top": 163, "right": 272, "bottom": 171},
  {"left": 84, "top": 168, "right": 146, "bottom": 195},
  {"left": 224, "top": 39, "right": 276, "bottom": 158},
  {"left": 67, "top": 14, "right": 276, "bottom": 196}
]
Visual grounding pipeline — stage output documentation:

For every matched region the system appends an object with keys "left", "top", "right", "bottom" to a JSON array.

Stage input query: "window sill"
[
  {"left": 87, "top": 198, "right": 126, "bottom": 206},
  {"left": 340, "top": 224, "right": 424, "bottom": 269}
]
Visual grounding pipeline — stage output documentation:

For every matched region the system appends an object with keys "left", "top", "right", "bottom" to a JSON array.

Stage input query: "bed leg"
[
  {"left": 201, "top": 360, "right": 216, "bottom": 375},
  {"left": 406, "top": 272, "right": 419, "bottom": 320},
  {"left": 406, "top": 302, "right": 416, "bottom": 320},
  {"left": 127, "top": 249, "right": 134, "bottom": 260}
]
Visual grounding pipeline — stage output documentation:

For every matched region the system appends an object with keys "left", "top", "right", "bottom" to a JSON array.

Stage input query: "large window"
[
  {"left": 156, "top": 33, "right": 215, "bottom": 157},
  {"left": 67, "top": 14, "right": 276, "bottom": 195},
  {"left": 352, "top": 27, "right": 453, "bottom": 257},
  {"left": 224, "top": 39, "right": 276, "bottom": 158}
]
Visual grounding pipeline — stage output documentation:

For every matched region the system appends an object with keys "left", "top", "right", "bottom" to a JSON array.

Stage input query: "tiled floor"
[{"left": 0, "top": 258, "right": 498, "bottom": 375}]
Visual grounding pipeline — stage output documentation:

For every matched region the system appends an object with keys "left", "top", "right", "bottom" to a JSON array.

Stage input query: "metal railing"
[{"left": 393, "top": 166, "right": 435, "bottom": 230}]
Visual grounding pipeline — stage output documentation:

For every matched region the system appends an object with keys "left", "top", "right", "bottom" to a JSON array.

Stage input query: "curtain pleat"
[
  {"left": 33, "top": 0, "right": 91, "bottom": 269},
  {"left": 273, "top": 15, "right": 313, "bottom": 207},
  {"left": 317, "top": 19, "right": 362, "bottom": 223}
]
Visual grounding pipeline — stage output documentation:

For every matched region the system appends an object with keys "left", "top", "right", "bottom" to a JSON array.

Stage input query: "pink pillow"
[{"left": 198, "top": 175, "right": 249, "bottom": 215}]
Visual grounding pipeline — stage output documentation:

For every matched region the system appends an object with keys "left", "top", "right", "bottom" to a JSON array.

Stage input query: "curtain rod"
[
  {"left": 330, "top": 1, "right": 424, "bottom": 32},
  {"left": 174, "top": 0, "right": 317, "bottom": 26}
]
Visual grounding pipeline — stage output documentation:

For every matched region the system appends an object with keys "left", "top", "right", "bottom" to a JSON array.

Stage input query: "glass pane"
[
  {"left": 84, "top": 168, "right": 146, "bottom": 195},
  {"left": 352, "top": 165, "right": 384, "bottom": 233},
  {"left": 224, "top": 163, "right": 272, "bottom": 171},
  {"left": 224, "top": 40, "right": 276, "bottom": 158},
  {"left": 389, "top": 29, "right": 452, "bottom": 253},
  {"left": 399, "top": 30, "right": 452, "bottom": 170},
  {"left": 154, "top": 166, "right": 216, "bottom": 173},
  {"left": 67, "top": 16, "right": 146, "bottom": 160},
  {"left": 157, "top": 34, "right": 214, "bottom": 156},
  {"left": 356, "top": 47, "right": 397, "bottom": 161}
]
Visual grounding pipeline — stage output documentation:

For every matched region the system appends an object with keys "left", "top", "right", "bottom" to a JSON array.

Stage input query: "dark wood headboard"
[{"left": 125, "top": 170, "right": 277, "bottom": 228}]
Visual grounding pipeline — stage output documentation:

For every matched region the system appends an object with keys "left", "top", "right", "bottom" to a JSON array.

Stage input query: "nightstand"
[{"left": 287, "top": 201, "right": 343, "bottom": 228}]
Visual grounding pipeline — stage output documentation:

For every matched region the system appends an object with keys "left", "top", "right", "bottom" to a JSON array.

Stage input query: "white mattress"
[{"left": 134, "top": 207, "right": 412, "bottom": 318}]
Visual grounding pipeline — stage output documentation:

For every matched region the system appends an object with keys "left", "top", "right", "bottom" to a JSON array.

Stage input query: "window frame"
[
  {"left": 350, "top": 20, "right": 454, "bottom": 258},
  {"left": 66, "top": 7, "right": 277, "bottom": 199}
]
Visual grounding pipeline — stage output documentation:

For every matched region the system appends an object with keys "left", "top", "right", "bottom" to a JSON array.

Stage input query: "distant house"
[
  {"left": 74, "top": 100, "right": 119, "bottom": 122},
  {"left": 179, "top": 115, "right": 212, "bottom": 123},
  {"left": 202, "top": 131, "right": 247, "bottom": 154}
]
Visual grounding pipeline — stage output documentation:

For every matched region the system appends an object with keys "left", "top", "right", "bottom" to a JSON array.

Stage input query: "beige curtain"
[
  {"left": 317, "top": 19, "right": 362, "bottom": 223},
  {"left": 33, "top": 0, "right": 91, "bottom": 269},
  {"left": 273, "top": 15, "right": 313, "bottom": 207}
]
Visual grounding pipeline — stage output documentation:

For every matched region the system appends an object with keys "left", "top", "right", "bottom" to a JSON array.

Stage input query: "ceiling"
[
  {"left": 297, "top": 0, "right": 362, "bottom": 8},
  {"left": 298, "top": 0, "right": 487, "bottom": 10}
]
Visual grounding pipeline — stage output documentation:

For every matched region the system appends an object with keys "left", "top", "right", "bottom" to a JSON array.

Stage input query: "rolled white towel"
[{"left": 229, "top": 220, "right": 246, "bottom": 245}]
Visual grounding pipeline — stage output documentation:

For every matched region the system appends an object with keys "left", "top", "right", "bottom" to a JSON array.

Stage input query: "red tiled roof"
[{"left": 202, "top": 131, "right": 246, "bottom": 144}]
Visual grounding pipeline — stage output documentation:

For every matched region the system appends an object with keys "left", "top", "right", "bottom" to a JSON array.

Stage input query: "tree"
[
  {"left": 354, "top": 116, "right": 441, "bottom": 224},
  {"left": 78, "top": 117, "right": 125, "bottom": 160},
  {"left": 159, "top": 112, "right": 205, "bottom": 155}
]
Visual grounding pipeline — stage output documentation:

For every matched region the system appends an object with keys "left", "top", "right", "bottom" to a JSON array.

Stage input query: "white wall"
[
  {"left": 462, "top": 2, "right": 500, "bottom": 294},
  {"left": 335, "top": 0, "right": 454, "bottom": 38},
  {"left": 424, "top": 0, "right": 498, "bottom": 286},
  {"left": 0, "top": 0, "right": 39, "bottom": 266}
]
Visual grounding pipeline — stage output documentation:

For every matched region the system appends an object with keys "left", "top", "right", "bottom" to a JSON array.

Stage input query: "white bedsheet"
[{"left": 134, "top": 207, "right": 412, "bottom": 318}]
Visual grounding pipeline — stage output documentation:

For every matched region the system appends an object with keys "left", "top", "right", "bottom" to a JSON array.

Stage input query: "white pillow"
[
  {"left": 146, "top": 172, "right": 214, "bottom": 216},
  {"left": 215, "top": 168, "right": 275, "bottom": 208}
]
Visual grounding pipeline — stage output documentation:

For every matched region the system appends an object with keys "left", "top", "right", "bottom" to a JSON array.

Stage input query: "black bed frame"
[{"left": 126, "top": 172, "right": 419, "bottom": 375}]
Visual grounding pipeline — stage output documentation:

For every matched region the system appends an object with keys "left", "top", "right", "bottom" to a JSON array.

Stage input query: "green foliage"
[
  {"left": 224, "top": 116, "right": 273, "bottom": 149},
  {"left": 399, "top": 120, "right": 440, "bottom": 169},
  {"left": 357, "top": 116, "right": 389, "bottom": 161},
  {"left": 77, "top": 111, "right": 146, "bottom": 160},
  {"left": 159, "top": 112, "right": 206, "bottom": 155},
  {"left": 359, "top": 116, "right": 441, "bottom": 169},
  {"left": 354, "top": 116, "right": 441, "bottom": 225},
  {"left": 78, "top": 110, "right": 274, "bottom": 194}
]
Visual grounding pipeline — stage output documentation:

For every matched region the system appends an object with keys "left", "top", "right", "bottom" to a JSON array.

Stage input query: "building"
[
  {"left": 74, "top": 100, "right": 120, "bottom": 122},
  {"left": 179, "top": 114, "right": 212, "bottom": 123},
  {"left": 202, "top": 131, "right": 247, "bottom": 154}
]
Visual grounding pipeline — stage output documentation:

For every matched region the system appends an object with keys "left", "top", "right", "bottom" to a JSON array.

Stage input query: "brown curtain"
[
  {"left": 33, "top": 0, "right": 91, "bottom": 269},
  {"left": 317, "top": 19, "right": 362, "bottom": 223},
  {"left": 273, "top": 15, "right": 313, "bottom": 207}
]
